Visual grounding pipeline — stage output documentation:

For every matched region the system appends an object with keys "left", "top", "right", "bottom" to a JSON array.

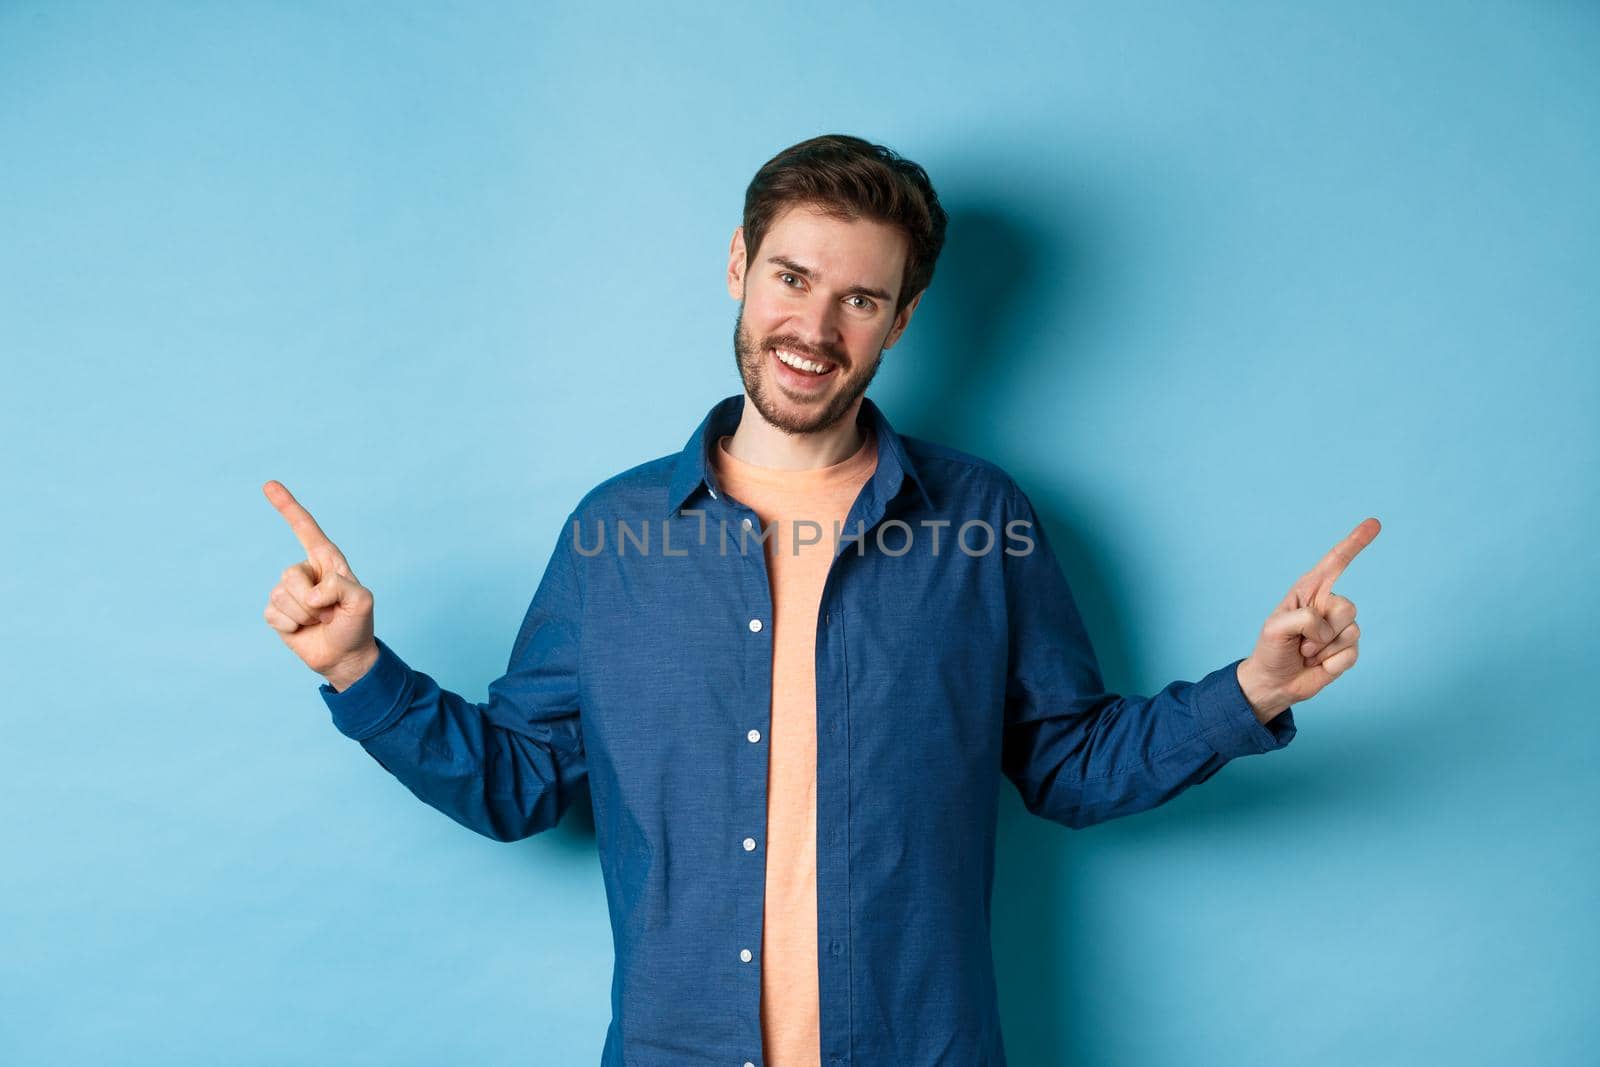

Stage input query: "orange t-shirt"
[{"left": 709, "top": 426, "right": 879, "bottom": 1067}]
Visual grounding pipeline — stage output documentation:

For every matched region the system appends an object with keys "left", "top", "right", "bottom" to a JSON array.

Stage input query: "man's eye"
[
  {"left": 849, "top": 296, "right": 875, "bottom": 311},
  {"left": 780, "top": 273, "right": 800, "bottom": 287}
]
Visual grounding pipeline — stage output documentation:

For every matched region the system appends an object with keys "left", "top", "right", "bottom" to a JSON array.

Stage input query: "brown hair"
[{"left": 741, "top": 134, "right": 948, "bottom": 316}]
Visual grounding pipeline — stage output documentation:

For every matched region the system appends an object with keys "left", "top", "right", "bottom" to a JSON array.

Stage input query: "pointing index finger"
[
  {"left": 262, "top": 480, "right": 345, "bottom": 566},
  {"left": 1307, "top": 516, "right": 1381, "bottom": 596}
]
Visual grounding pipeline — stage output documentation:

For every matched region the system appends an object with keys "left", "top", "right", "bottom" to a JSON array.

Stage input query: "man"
[{"left": 262, "top": 134, "right": 1377, "bottom": 1066}]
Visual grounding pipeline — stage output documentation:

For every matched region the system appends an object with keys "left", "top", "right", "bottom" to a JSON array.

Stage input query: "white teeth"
[{"left": 774, "top": 348, "right": 831, "bottom": 374}]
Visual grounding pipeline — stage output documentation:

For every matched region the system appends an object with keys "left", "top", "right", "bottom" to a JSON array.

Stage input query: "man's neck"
[{"left": 723, "top": 393, "right": 867, "bottom": 470}]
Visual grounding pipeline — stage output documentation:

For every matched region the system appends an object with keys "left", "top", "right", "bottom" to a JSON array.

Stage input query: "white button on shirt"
[
  {"left": 747, "top": 728, "right": 761, "bottom": 743},
  {"left": 740, "top": 948, "right": 752, "bottom": 963},
  {"left": 748, "top": 618, "right": 762, "bottom": 632},
  {"left": 743, "top": 837, "right": 756, "bottom": 851}
]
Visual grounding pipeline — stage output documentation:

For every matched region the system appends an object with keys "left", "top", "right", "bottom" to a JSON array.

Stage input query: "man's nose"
[{"left": 792, "top": 298, "right": 842, "bottom": 353}]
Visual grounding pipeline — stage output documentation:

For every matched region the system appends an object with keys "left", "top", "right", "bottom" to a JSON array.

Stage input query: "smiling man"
[
  {"left": 262, "top": 134, "right": 1378, "bottom": 1066},
  {"left": 730, "top": 201, "right": 913, "bottom": 440}
]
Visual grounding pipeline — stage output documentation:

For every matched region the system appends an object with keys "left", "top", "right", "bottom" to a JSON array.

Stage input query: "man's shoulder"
[
  {"left": 567, "top": 451, "right": 680, "bottom": 520},
  {"left": 898, "top": 432, "right": 1023, "bottom": 505}
]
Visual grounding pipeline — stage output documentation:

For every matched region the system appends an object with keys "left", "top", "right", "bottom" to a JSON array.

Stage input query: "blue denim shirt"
[{"left": 321, "top": 392, "right": 1295, "bottom": 1066}]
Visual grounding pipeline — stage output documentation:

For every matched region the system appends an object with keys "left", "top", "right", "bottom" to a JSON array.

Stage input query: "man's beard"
[{"left": 731, "top": 302, "right": 885, "bottom": 436}]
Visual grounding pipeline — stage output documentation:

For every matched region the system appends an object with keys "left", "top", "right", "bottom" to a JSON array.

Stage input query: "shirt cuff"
[
  {"left": 1192, "top": 657, "right": 1297, "bottom": 759},
  {"left": 318, "top": 637, "right": 415, "bottom": 741}
]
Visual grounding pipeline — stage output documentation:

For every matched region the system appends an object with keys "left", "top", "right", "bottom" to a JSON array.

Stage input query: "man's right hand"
[{"left": 261, "top": 480, "right": 379, "bottom": 692}]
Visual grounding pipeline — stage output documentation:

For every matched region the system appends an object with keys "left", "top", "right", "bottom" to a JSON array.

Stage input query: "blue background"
[{"left": 4, "top": 2, "right": 1596, "bottom": 1064}]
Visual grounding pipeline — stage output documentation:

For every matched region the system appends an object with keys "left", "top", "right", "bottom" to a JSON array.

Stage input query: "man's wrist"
[
  {"left": 1236, "top": 656, "right": 1290, "bottom": 725},
  {"left": 322, "top": 643, "right": 380, "bottom": 693}
]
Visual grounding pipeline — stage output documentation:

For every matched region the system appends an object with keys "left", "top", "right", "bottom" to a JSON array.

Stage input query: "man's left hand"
[{"left": 1237, "top": 517, "right": 1381, "bottom": 723}]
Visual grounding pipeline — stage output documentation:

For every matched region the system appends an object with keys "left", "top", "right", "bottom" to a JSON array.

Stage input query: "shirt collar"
[{"left": 665, "top": 393, "right": 933, "bottom": 517}]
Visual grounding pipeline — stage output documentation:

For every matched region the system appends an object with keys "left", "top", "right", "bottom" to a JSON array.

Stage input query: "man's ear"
[
  {"left": 882, "top": 290, "right": 924, "bottom": 350},
  {"left": 727, "top": 227, "right": 748, "bottom": 300}
]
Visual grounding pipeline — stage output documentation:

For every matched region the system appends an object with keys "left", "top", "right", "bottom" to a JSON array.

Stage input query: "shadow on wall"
[
  {"left": 908, "top": 196, "right": 1443, "bottom": 1064},
  {"left": 902, "top": 199, "right": 1102, "bottom": 1065},
  {"left": 909, "top": 194, "right": 1323, "bottom": 1064}
]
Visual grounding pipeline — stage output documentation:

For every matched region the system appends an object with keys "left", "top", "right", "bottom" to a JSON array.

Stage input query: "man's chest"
[{"left": 572, "top": 523, "right": 1012, "bottom": 809}]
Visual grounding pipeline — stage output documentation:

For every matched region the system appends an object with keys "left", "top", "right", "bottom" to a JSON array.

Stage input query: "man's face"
[{"left": 727, "top": 202, "right": 923, "bottom": 435}]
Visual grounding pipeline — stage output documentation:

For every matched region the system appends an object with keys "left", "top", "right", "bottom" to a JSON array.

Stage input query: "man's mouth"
[{"left": 770, "top": 346, "right": 838, "bottom": 380}]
